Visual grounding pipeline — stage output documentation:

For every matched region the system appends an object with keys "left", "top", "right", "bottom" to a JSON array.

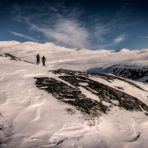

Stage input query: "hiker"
[
  {"left": 36, "top": 54, "right": 40, "bottom": 65},
  {"left": 42, "top": 56, "right": 46, "bottom": 66}
]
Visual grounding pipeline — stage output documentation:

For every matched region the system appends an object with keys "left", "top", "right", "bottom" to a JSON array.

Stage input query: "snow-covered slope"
[
  {"left": 0, "top": 41, "right": 148, "bottom": 71},
  {"left": 112, "top": 65, "right": 148, "bottom": 82},
  {"left": 88, "top": 64, "right": 148, "bottom": 82},
  {"left": 0, "top": 41, "right": 148, "bottom": 148}
]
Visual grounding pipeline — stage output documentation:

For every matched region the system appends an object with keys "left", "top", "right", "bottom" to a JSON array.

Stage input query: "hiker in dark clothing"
[
  {"left": 42, "top": 56, "right": 46, "bottom": 66},
  {"left": 36, "top": 54, "right": 40, "bottom": 65}
]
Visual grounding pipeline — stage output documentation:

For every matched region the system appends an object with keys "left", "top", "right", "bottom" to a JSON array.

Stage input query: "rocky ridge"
[{"left": 35, "top": 69, "right": 148, "bottom": 117}]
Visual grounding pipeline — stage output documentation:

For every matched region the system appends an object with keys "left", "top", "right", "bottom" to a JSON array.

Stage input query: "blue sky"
[{"left": 0, "top": 0, "right": 148, "bottom": 50}]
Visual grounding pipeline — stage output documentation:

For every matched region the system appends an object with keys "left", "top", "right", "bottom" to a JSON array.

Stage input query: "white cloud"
[
  {"left": 114, "top": 34, "right": 125, "bottom": 43},
  {"left": 12, "top": 4, "right": 125, "bottom": 49},
  {"left": 9, "top": 31, "right": 39, "bottom": 42},
  {"left": 30, "top": 18, "right": 90, "bottom": 48},
  {"left": 11, "top": 2, "right": 133, "bottom": 49}
]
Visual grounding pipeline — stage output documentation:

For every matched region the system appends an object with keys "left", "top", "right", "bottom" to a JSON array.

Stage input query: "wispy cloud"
[
  {"left": 26, "top": 17, "right": 125, "bottom": 49},
  {"left": 11, "top": 2, "right": 115, "bottom": 49},
  {"left": 29, "top": 18, "right": 90, "bottom": 48},
  {"left": 9, "top": 31, "right": 39, "bottom": 42},
  {"left": 114, "top": 34, "right": 125, "bottom": 44},
  {"left": 11, "top": 1, "right": 130, "bottom": 49}
]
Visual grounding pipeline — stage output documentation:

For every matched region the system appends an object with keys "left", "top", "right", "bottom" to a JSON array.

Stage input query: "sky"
[{"left": 0, "top": 0, "right": 148, "bottom": 50}]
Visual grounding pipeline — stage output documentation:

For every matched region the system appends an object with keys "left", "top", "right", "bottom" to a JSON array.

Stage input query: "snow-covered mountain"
[
  {"left": 0, "top": 41, "right": 148, "bottom": 148},
  {"left": 88, "top": 65, "right": 148, "bottom": 83}
]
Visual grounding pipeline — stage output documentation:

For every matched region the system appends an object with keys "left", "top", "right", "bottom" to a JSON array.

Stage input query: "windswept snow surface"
[{"left": 0, "top": 41, "right": 148, "bottom": 148}]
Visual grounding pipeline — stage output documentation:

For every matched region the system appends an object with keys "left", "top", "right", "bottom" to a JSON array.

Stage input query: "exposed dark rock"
[
  {"left": 5, "top": 53, "right": 21, "bottom": 61},
  {"left": 65, "top": 108, "right": 76, "bottom": 115},
  {"left": 87, "top": 65, "right": 148, "bottom": 83},
  {"left": 115, "top": 86, "right": 124, "bottom": 90},
  {"left": 112, "top": 65, "right": 148, "bottom": 81},
  {"left": 90, "top": 73, "right": 146, "bottom": 91},
  {"left": 3, "top": 53, "right": 34, "bottom": 65},
  {"left": 35, "top": 69, "right": 148, "bottom": 117},
  {"left": 35, "top": 77, "right": 108, "bottom": 117}
]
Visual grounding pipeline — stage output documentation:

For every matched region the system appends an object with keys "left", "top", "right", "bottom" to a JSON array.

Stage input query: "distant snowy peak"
[
  {"left": 0, "top": 41, "right": 147, "bottom": 72},
  {"left": 13, "top": 41, "right": 73, "bottom": 51},
  {"left": 115, "top": 48, "right": 131, "bottom": 53},
  {"left": 115, "top": 48, "right": 148, "bottom": 54},
  {"left": 1, "top": 40, "right": 148, "bottom": 54},
  {"left": 0, "top": 41, "right": 75, "bottom": 58},
  {"left": 119, "top": 48, "right": 131, "bottom": 52},
  {"left": 112, "top": 65, "right": 148, "bottom": 82},
  {"left": 0, "top": 41, "right": 73, "bottom": 51},
  {"left": 88, "top": 65, "right": 148, "bottom": 83},
  {"left": 0, "top": 40, "right": 20, "bottom": 48}
]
